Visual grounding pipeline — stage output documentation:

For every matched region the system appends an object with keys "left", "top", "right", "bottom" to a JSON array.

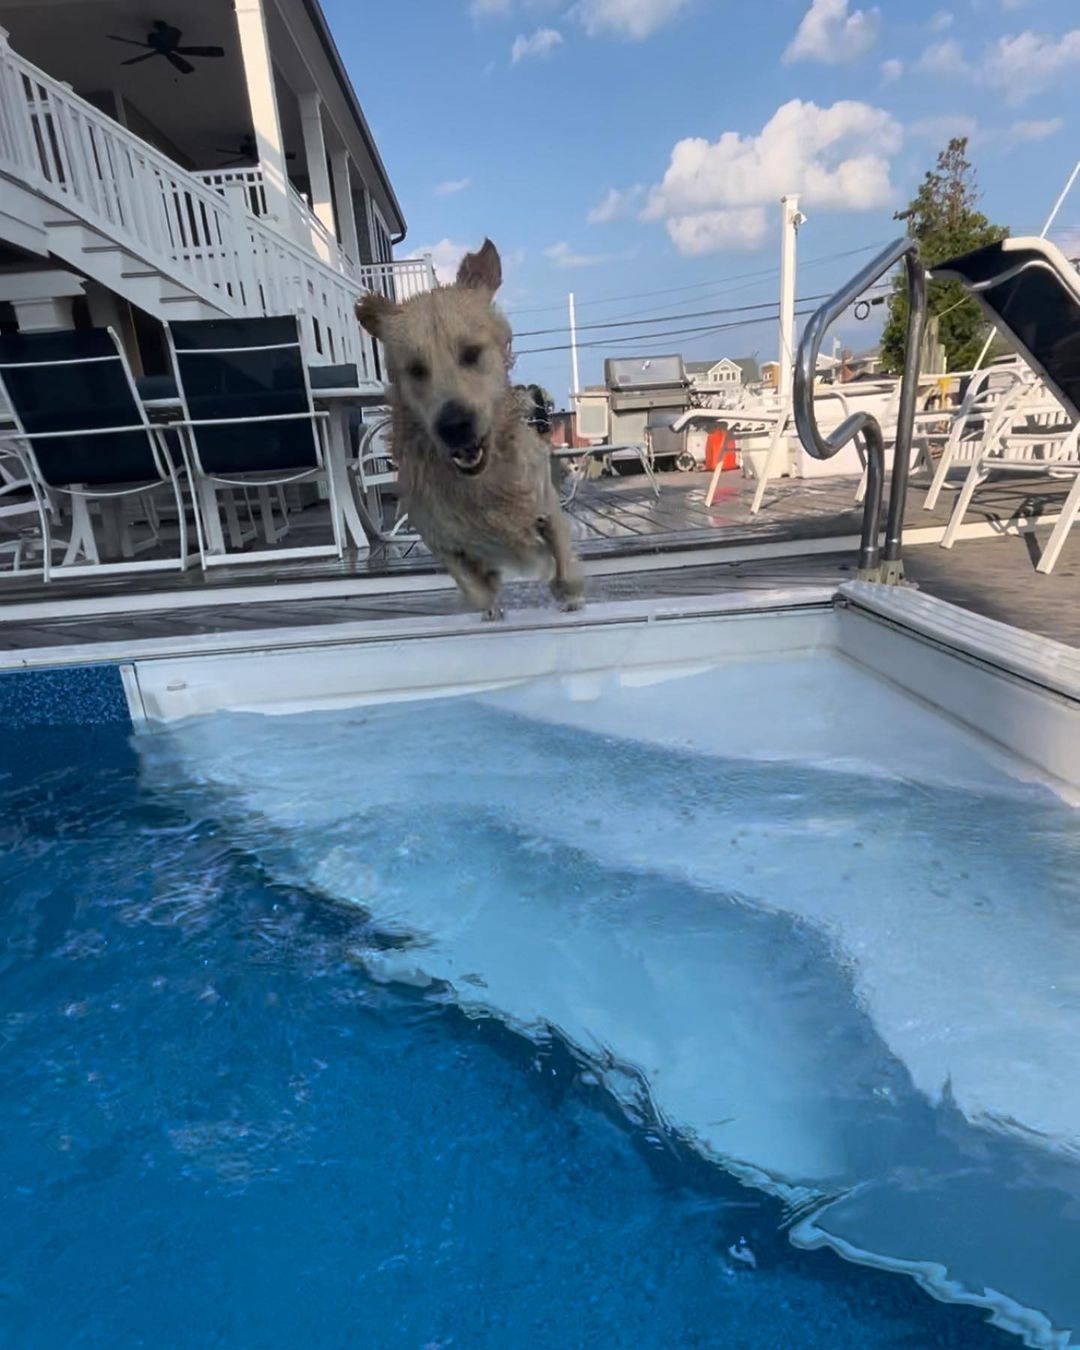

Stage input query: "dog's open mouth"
[{"left": 450, "top": 441, "right": 488, "bottom": 475}]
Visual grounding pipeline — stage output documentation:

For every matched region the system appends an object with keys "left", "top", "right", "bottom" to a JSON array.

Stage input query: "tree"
[{"left": 879, "top": 138, "right": 1007, "bottom": 374}]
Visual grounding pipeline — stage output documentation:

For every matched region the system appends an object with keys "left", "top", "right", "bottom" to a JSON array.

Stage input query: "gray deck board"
[{"left": 0, "top": 469, "right": 1076, "bottom": 652}]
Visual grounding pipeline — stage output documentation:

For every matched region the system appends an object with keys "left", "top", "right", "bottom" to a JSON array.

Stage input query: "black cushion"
[
  {"left": 308, "top": 363, "right": 359, "bottom": 390},
  {"left": 136, "top": 374, "right": 179, "bottom": 402}
]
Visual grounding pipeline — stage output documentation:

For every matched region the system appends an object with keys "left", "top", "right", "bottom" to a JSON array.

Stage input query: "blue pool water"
[{"left": 0, "top": 719, "right": 1023, "bottom": 1349}]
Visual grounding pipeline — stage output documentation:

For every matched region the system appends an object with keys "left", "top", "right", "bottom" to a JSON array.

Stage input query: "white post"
[
  {"left": 568, "top": 291, "right": 580, "bottom": 403},
  {"left": 233, "top": 0, "right": 290, "bottom": 223},
  {"left": 777, "top": 194, "right": 800, "bottom": 408},
  {"left": 329, "top": 148, "right": 359, "bottom": 263},
  {"left": 299, "top": 92, "right": 336, "bottom": 249},
  {"left": 0, "top": 270, "right": 84, "bottom": 332},
  {"left": 971, "top": 158, "right": 1080, "bottom": 374}
]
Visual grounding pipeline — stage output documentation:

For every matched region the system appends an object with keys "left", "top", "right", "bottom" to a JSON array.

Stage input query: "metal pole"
[
  {"left": 882, "top": 255, "right": 928, "bottom": 573},
  {"left": 793, "top": 237, "right": 926, "bottom": 581},
  {"left": 778, "top": 195, "right": 799, "bottom": 407},
  {"left": 970, "top": 158, "right": 1080, "bottom": 374},
  {"left": 568, "top": 291, "right": 580, "bottom": 403}
]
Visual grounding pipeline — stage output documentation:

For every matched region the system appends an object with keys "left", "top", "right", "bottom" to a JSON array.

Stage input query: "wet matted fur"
[{"left": 356, "top": 240, "right": 583, "bottom": 619}]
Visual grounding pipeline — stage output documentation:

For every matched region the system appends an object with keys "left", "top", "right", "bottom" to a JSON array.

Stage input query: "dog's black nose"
[{"left": 435, "top": 401, "right": 477, "bottom": 450}]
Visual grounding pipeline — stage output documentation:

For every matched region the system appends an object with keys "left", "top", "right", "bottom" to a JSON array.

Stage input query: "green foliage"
[{"left": 880, "top": 138, "right": 1008, "bottom": 374}]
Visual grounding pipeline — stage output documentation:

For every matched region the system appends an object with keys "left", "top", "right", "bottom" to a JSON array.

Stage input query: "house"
[
  {"left": 0, "top": 0, "right": 433, "bottom": 387},
  {"left": 760, "top": 355, "right": 842, "bottom": 390},
  {"left": 685, "top": 356, "right": 760, "bottom": 390}
]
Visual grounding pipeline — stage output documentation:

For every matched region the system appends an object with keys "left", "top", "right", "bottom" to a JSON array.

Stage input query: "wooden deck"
[{"left": 0, "top": 467, "right": 1076, "bottom": 653}]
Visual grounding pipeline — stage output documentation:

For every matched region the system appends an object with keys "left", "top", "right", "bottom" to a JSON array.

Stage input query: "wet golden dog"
[{"left": 356, "top": 240, "right": 583, "bottom": 619}]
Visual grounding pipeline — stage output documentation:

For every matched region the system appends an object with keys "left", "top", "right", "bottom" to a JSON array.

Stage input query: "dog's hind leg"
[
  {"left": 538, "top": 511, "right": 584, "bottom": 611},
  {"left": 446, "top": 551, "right": 504, "bottom": 621}
]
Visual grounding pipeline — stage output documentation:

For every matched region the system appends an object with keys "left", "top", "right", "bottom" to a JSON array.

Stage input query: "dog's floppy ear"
[
  {"left": 456, "top": 239, "right": 502, "bottom": 296},
  {"left": 355, "top": 291, "right": 400, "bottom": 338}
]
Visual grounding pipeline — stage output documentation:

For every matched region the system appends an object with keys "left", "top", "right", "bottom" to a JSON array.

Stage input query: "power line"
[
  {"left": 501, "top": 241, "right": 889, "bottom": 318},
  {"left": 512, "top": 282, "right": 891, "bottom": 340},
  {"left": 516, "top": 307, "right": 820, "bottom": 355}
]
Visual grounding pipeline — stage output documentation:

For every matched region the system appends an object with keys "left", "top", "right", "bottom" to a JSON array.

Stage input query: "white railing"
[
  {"left": 0, "top": 41, "right": 245, "bottom": 309},
  {"left": 0, "top": 36, "right": 382, "bottom": 380},
  {"left": 195, "top": 168, "right": 269, "bottom": 220},
  {"left": 238, "top": 212, "right": 377, "bottom": 382},
  {"left": 358, "top": 256, "right": 438, "bottom": 302},
  {"left": 196, "top": 168, "right": 360, "bottom": 280}
]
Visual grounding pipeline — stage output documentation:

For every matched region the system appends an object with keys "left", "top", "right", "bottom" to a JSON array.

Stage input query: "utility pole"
[
  {"left": 568, "top": 291, "right": 580, "bottom": 405},
  {"left": 777, "top": 195, "right": 804, "bottom": 407}
]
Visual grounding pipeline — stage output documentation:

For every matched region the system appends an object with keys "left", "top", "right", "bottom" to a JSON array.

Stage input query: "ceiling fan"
[
  {"left": 215, "top": 134, "right": 297, "bottom": 167},
  {"left": 109, "top": 19, "right": 224, "bottom": 76}
]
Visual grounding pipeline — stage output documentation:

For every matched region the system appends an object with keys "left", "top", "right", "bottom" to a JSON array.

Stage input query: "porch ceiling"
[
  {"left": 1, "top": 0, "right": 251, "bottom": 169},
  {"left": 0, "top": 0, "right": 407, "bottom": 236}
]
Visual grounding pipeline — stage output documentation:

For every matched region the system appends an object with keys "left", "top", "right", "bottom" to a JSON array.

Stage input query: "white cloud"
[
  {"left": 545, "top": 240, "right": 632, "bottom": 268},
  {"left": 470, "top": 0, "right": 511, "bottom": 14},
  {"left": 982, "top": 29, "right": 1080, "bottom": 104},
  {"left": 511, "top": 26, "right": 564, "bottom": 62},
  {"left": 916, "top": 38, "right": 969, "bottom": 74},
  {"left": 574, "top": 0, "right": 690, "bottom": 40},
  {"left": 1007, "top": 117, "right": 1063, "bottom": 145},
  {"left": 666, "top": 209, "right": 770, "bottom": 255},
  {"left": 587, "top": 185, "right": 644, "bottom": 223},
  {"left": 914, "top": 28, "right": 1080, "bottom": 104},
  {"left": 881, "top": 57, "right": 903, "bottom": 81},
  {"left": 435, "top": 177, "right": 473, "bottom": 196},
  {"left": 642, "top": 99, "right": 902, "bottom": 257},
  {"left": 413, "top": 239, "right": 471, "bottom": 285},
  {"left": 929, "top": 9, "right": 954, "bottom": 32},
  {"left": 783, "top": 0, "right": 880, "bottom": 65}
]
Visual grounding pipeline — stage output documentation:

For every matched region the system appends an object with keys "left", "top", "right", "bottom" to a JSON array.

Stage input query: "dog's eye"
[
  {"left": 406, "top": 360, "right": 429, "bottom": 381},
  {"left": 460, "top": 344, "right": 483, "bottom": 368}
]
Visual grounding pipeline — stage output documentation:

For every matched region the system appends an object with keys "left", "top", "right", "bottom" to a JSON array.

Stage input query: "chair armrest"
[{"left": 173, "top": 411, "right": 330, "bottom": 429}]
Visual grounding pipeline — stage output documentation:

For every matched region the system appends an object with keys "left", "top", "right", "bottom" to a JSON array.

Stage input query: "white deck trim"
[
  {"left": 0, "top": 589, "right": 838, "bottom": 673},
  {"left": 840, "top": 580, "right": 1080, "bottom": 702}
]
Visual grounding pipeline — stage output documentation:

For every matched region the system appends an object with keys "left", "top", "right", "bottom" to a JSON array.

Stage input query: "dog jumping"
[{"left": 356, "top": 240, "right": 583, "bottom": 619}]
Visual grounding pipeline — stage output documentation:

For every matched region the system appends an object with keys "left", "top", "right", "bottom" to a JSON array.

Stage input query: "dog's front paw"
[{"left": 552, "top": 578, "right": 585, "bottom": 612}]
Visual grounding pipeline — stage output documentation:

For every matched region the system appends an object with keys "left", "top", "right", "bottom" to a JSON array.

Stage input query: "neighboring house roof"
[
  {"left": 685, "top": 356, "right": 760, "bottom": 381},
  {"left": 301, "top": 0, "right": 407, "bottom": 241}
]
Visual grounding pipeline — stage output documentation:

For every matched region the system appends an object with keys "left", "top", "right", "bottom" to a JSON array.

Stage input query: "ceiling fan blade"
[
  {"left": 122, "top": 52, "right": 158, "bottom": 66},
  {"left": 109, "top": 35, "right": 151, "bottom": 48},
  {"left": 166, "top": 51, "right": 196, "bottom": 75},
  {"left": 175, "top": 46, "right": 225, "bottom": 58}
]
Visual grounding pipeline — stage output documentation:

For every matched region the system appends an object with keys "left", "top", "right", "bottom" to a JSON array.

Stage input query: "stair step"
[
  {"left": 120, "top": 269, "right": 159, "bottom": 280},
  {"left": 159, "top": 293, "right": 199, "bottom": 304},
  {"left": 44, "top": 218, "right": 83, "bottom": 228},
  {"left": 82, "top": 243, "right": 124, "bottom": 255}
]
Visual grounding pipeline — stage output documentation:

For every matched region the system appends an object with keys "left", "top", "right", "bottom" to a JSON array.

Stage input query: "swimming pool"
[
  {"left": 1, "top": 716, "right": 1019, "bottom": 1350},
  {"left": 4, "top": 583, "right": 1078, "bottom": 1347}
]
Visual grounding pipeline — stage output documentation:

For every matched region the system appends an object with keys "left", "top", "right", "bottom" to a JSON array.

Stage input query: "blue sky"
[{"left": 325, "top": 0, "right": 1079, "bottom": 402}]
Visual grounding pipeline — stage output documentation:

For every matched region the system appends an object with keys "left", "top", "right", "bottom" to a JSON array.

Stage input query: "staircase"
[{"left": 0, "top": 35, "right": 381, "bottom": 380}]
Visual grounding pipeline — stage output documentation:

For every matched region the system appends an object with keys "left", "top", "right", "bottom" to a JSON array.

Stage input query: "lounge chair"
[
  {"left": 165, "top": 315, "right": 343, "bottom": 567},
  {"left": 0, "top": 327, "right": 191, "bottom": 581},
  {"left": 933, "top": 238, "right": 1080, "bottom": 571}
]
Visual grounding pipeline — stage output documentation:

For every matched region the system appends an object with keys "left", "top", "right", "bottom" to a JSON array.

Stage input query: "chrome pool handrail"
[{"left": 793, "top": 237, "right": 928, "bottom": 582}]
